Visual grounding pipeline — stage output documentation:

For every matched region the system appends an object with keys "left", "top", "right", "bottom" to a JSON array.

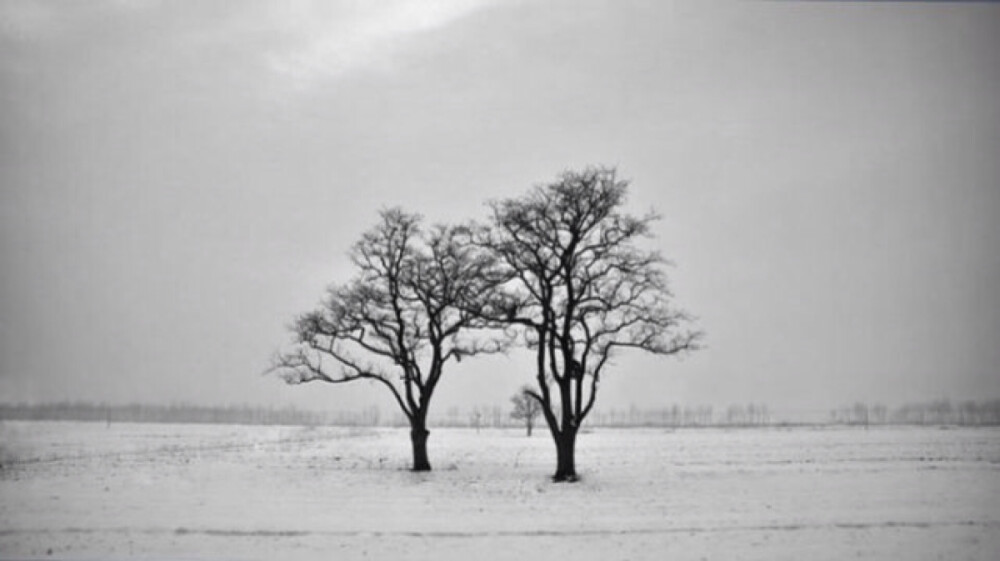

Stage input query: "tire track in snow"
[{"left": 2, "top": 519, "right": 997, "bottom": 539}]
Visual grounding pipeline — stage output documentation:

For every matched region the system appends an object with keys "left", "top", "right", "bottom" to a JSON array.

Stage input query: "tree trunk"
[
  {"left": 526, "top": 418, "right": 533, "bottom": 437},
  {"left": 410, "top": 425, "right": 431, "bottom": 472},
  {"left": 552, "top": 427, "right": 578, "bottom": 482}
]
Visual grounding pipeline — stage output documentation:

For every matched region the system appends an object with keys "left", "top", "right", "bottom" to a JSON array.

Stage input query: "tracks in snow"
[{"left": 2, "top": 519, "right": 997, "bottom": 540}]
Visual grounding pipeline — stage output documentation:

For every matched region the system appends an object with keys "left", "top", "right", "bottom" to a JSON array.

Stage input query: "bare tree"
[
  {"left": 481, "top": 167, "right": 702, "bottom": 481},
  {"left": 270, "top": 209, "right": 504, "bottom": 471},
  {"left": 510, "top": 385, "right": 542, "bottom": 436}
]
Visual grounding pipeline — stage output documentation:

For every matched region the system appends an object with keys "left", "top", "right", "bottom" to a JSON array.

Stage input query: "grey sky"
[{"left": 1, "top": 0, "right": 998, "bottom": 415}]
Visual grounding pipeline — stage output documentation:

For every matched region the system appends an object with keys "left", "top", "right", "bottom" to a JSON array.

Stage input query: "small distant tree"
[
  {"left": 510, "top": 385, "right": 542, "bottom": 436},
  {"left": 470, "top": 407, "right": 483, "bottom": 433},
  {"left": 270, "top": 209, "right": 505, "bottom": 471},
  {"left": 480, "top": 167, "right": 702, "bottom": 481}
]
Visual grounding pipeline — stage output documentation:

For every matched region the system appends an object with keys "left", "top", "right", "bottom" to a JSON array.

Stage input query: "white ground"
[{"left": 1, "top": 422, "right": 998, "bottom": 560}]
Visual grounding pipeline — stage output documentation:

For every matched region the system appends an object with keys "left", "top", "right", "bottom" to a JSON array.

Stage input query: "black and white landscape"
[{"left": 1, "top": 1, "right": 998, "bottom": 559}]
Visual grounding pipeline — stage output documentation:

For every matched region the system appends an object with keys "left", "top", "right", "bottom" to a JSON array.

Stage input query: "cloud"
[
  {"left": 262, "top": 0, "right": 499, "bottom": 86},
  {"left": 0, "top": 1, "right": 498, "bottom": 94}
]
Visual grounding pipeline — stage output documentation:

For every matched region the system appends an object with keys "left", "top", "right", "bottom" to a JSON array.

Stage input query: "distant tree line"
[
  {"left": 5, "top": 399, "right": 998, "bottom": 428},
  {"left": 830, "top": 399, "right": 1000, "bottom": 427},
  {"left": 0, "top": 402, "right": 380, "bottom": 427},
  {"left": 586, "top": 403, "right": 770, "bottom": 427},
  {"left": 589, "top": 404, "right": 715, "bottom": 427}
]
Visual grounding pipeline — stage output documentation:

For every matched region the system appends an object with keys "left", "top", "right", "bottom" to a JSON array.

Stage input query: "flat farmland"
[{"left": 1, "top": 421, "right": 998, "bottom": 560}]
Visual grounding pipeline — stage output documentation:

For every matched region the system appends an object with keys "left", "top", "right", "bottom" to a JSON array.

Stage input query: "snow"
[{"left": 2, "top": 421, "right": 998, "bottom": 560}]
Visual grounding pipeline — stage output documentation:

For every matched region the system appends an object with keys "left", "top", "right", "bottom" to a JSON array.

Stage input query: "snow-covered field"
[{"left": 1, "top": 421, "right": 998, "bottom": 560}]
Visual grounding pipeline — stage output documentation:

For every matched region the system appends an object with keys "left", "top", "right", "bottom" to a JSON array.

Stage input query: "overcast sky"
[{"left": 1, "top": 0, "right": 998, "bottom": 416}]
